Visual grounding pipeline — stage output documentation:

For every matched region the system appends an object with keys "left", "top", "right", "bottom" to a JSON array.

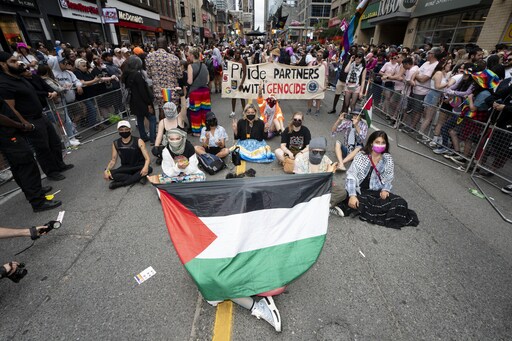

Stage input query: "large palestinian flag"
[{"left": 156, "top": 173, "right": 332, "bottom": 301}]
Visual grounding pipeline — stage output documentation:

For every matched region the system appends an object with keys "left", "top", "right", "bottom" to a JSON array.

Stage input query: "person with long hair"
[
  {"left": 121, "top": 55, "right": 156, "bottom": 144},
  {"left": 378, "top": 52, "right": 400, "bottom": 116},
  {"left": 274, "top": 111, "right": 311, "bottom": 165},
  {"left": 342, "top": 51, "right": 367, "bottom": 114},
  {"left": 342, "top": 131, "right": 419, "bottom": 228},
  {"left": 187, "top": 47, "right": 211, "bottom": 136}
]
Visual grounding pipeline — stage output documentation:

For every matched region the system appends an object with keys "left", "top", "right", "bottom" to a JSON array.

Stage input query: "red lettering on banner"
[
  {"left": 66, "top": 0, "right": 99, "bottom": 15},
  {"left": 267, "top": 83, "right": 306, "bottom": 95}
]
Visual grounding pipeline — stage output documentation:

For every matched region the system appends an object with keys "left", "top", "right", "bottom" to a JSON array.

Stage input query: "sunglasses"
[
  {"left": 311, "top": 150, "right": 325, "bottom": 156},
  {"left": 293, "top": 118, "right": 302, "bottom": 122}
]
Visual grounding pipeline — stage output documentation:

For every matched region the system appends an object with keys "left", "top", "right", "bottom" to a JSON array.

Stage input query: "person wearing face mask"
[
  {"left": 103, "top": 120, "right": 152, "bottom": 190},
  {"left": 232, "top": 103, "right": 265, "bottom": 141},
  {"left": 274, "top": 112, "right": 311, "bottom": 168},
  {"left": 153, "top": 102, "right": 186, "bottom": 165},
  {"left": 342, "top": 131, "right": 419, "bottom": 227},
  {"left": 231, "top": 104, "right": 275, "bottom": 163},
  {"left": 257, "top": 83, "right": 285, "bottom": 138},
  {"left": 195, "top": 111, "right": 229, "bottom": 158},
  {"left": 293, "top": 137, "right": 346, "bottom": 216},
  {"left": 148, "top": 128, "right": 205, "bottom": 184}
]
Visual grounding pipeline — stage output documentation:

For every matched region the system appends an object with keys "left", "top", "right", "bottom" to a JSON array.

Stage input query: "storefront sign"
[
  {"left": 361, "top": 2, "right": 380, "bottom": 29},
  {"left": 102, "top": 7, "right": 119, "bottom": 24},
  {"left": 412, "top": 0, "right": 491, "bottom": 18},
  {"left": 378, "top": 0, "right": 416, "bottom": 16},
  {"left": 222, "top": 61, "right": 326, "bottom": 100},
  {"left": 1, "top": 0, "right": 37, "bottom": 9},
  {"left": 59, "top": 0, "right": 101, "bottom": 23},
  {"left": 502, "top": 19, "right": 512, "bottom": 44},
  {"left": 118, "top": 10, "right": 143, "bottom": 24},
  {"left": 328, "top": 17, "right": 342, "bottom": 28}
]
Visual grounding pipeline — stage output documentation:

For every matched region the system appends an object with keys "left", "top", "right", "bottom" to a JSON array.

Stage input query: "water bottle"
[{"left": 468, "top": 188, "right": 485, "bottom": 199}]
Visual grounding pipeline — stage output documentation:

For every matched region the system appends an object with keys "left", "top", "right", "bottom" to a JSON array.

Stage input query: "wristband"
[{"left": 29, "top": 226, "right": 40, "bottom": 240}]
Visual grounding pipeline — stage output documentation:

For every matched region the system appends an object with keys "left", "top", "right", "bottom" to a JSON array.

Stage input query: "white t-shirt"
[
  {"left": 200, "top": 126, "right": 228, "bottom": 148},
  {"left": 413, "top": 60, "right": 439, "bottom": 95}
]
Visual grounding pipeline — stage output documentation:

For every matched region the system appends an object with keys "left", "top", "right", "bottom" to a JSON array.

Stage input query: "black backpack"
[{"left": 197, "top": 153, "right": 226, "bottom": 175}]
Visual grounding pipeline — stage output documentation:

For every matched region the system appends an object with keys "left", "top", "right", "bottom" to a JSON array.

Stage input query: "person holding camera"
[
  {"left": 1, "top": 224, "right": 56, "bottom": 282},
  {"left": 331, "top": 111, "right": 368, "bottom": 171}
]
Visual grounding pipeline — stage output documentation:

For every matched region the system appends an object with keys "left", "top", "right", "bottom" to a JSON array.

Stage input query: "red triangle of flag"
[{"left": 159, "top": 190, "right": 217, "bottom": 264}]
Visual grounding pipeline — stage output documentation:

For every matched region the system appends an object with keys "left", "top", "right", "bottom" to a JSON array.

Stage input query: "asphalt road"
[{"left": 1, "top": 90, "right": 511, "bottom": 340}]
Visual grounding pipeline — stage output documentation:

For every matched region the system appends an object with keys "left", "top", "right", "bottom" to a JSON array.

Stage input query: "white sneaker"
[
  {"left": 229, "top": 111, "right": 236, "bottom": 118},
  {"left": 329, "top": 206, "right": 345, "bottom": 217},
  {"left": 0, "top": 169, "right": 13, "bottom": 182},
  {"left": 251, "top": 296, "right": 281, "bottom": 332},
  {"left": 69, "top": 138, "right": 81, "bottom": 146}
]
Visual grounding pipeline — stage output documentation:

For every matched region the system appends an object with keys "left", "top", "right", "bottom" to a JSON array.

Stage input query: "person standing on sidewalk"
[
  {"left": 0, "top": 51, "right": 73, "bottom": 182},
  {"left": 0, "top": 98, "right": 62, "bottom": 212}
]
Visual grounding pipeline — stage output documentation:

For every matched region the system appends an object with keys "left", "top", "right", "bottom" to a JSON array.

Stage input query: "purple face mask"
[{"left": 372, "top": 144, "right": 386, "bottom": 154}]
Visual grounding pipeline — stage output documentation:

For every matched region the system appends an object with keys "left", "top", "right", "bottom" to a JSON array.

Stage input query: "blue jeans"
[
  {"left": 84, "top": 99, "right": 98, "bottom": 127},
  {"left": 136, "top": 114, "right": 156, "bottom": 143}
]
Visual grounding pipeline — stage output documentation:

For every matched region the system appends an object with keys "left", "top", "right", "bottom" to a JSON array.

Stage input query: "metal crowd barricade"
[
  {"left": 48, "top": 87, "right": 126, "bottom": 146},
  {"left": 470, "top": 113, "right": 512, "bottom": 224},
  {"left": 369, "top": 79, "right": 511, "bottom": 223}
]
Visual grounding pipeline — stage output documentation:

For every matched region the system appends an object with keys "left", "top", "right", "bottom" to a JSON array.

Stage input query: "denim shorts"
[{"left": 424, "top": 90, "right": 441, "bottom": 107}]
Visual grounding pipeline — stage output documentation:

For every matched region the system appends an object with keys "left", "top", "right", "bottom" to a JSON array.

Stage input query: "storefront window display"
[
  {"left": 413, "top": 7, "right": 489, "bottom": 50},
  {"left": 0, "top": 14, "right": 25, "bottom": 46}
]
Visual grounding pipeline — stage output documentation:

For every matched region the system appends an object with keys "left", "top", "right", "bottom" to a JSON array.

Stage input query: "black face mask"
[
  {"left": 246, "top": 114, "right": 256, "bottom": 121},
  {"left": 8, "top": 64, "right": 25, "bottom": 75},
  {"left": 292, "top": 120, "right": 302, "bottom": 127},
  {"left": 119, "top": 131, "right": 131, "bottom": 138}
]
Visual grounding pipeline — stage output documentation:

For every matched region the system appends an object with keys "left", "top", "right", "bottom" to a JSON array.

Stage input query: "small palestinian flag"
[
  {"left": 361, "top": 95, "right": 373, "bottom": 128},
  {"left": 156, "top": 173, "right": 332, "bottom": 301}
]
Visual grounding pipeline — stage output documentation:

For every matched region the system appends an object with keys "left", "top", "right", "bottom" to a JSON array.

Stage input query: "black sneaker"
[
  {"left": 109, "top": 181, "right": 124, "bottom": 190},
  {"left": 32, "top": 199, "right": 62, "bottom": 213},
  {"left": 328, "top": 109, "right": 337, "bottom": 115},
  {"left": 140, "top": 177, "right": 148, "bottom": 185},
  {"left": 60, "top": 164, "right": 74, "bottom": 172},
  {"left": 47, "top": 173, "right": 66, "bottom": 181}
]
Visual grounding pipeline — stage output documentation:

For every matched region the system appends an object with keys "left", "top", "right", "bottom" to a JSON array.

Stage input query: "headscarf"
[
  {"left": 309, "top": 137, "right": 327, "bottom": 165},
  {"left": 163, "top": 102, "right": 178, "bottom": 120},
  {"left": 165, "top": 128, "right": 187, "bottom": 155}
]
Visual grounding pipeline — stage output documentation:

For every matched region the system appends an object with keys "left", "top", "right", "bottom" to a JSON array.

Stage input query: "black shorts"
[{"left": 205, "top": 146, "right": 222, "bottom": 155}]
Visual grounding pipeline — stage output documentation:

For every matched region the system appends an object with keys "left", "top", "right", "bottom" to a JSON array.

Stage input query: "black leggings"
[{"left": 110, "top": 165, "right": 153, "bottom": 186}]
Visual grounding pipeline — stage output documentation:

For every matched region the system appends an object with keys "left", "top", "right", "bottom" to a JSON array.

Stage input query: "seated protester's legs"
[
  {"left": 205, "top": 146, "right": 228, "bottom": 158},
  {"left": 274, "top": 148, "right": 286, "bottom": 163}
]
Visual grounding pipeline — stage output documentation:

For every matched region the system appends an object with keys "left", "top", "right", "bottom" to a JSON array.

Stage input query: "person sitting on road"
[
  {"left": 294, "top": 137, "right": 347, "bottom": 216},
  {"left": 342, "top": 131, "right": 419, "bottom": 228},
  {"left": 231, "top": 104, "right": 276, "bottom": 163},
  {"left": 195, "top": 111, "right": 229, "bottom": 158},
  {"left": 154, "top": 101, "right": 186, "bottom": 165},
  {"left": 232, "top": 103, "right": 265, "bottom": 141},
  {"left": 103, "top": 120, "right": 152, "bottom": 190},
  {"left": 331, "top": 110, "right": 368, "bottom": 171},
  {"left": 148, "top": 128, "right": 205, "bottom": 184},
  {"left": 274, "top": 112, "right": 311, "bottom": 171},
  {"left": 257, "top": 83, "right": 285, "bottom": 138}
]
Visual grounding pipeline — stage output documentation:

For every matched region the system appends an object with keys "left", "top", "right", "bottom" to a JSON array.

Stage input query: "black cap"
[
  {"left": 206, "top": 111, "right": 216, "bottom": 121},
  {"left": 101, "top": 51, "right": 112, "bottom": 59}
]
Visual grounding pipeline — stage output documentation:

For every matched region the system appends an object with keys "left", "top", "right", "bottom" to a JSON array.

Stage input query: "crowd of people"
[{"left": 1, "top": 35, "right": 511, "bottom": 330}]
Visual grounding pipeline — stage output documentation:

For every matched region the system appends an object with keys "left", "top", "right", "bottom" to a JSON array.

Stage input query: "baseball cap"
[
  {"left": 120, "top": 47, "right": 128, "bottom": 54},
  {"left": 133, "top": 47, "right": 144, "bottom": 55},
  {"left": 206, "top": 111, "right": 216, "bottom": 121},
  {"left": 117, "top": 120, "right": 131, "bottom": 129},
  {"left": 17, "top": 42, "right": 28, "bottom": 49},
  {"left": 114, "top": 48, "right": 121, "bottom": 53}
]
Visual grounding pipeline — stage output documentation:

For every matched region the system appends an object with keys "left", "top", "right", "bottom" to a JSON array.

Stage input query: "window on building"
[
  {"left": 192, "top": 8, "right": 196, "bottom": 22},
  {"left": 311, "top": 5, "right": 329, "bottom": 17},
  {"left": 414, "top": 7, "right": 490, "bottom": 51},
  {"left": 331, "top": 7, "right": 338, "bottom": 18},
  {"left": 180, "top": 1, "right": 186, "bottom": 17}
]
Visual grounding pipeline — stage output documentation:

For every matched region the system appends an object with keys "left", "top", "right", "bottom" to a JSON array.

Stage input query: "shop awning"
[
  {"left": 369, "top": 11, "right": 411, "bottom": 25},
  {"left": 116, "top": 21, "right": 158, "bottom": 32},
  {"left": 412, "top": 0, "right": 492, "bottom": 18},
  {"left": 328, "top": 17, "right": 341, "bottom": 28}
]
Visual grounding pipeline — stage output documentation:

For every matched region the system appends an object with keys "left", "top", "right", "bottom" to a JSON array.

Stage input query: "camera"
[
  {"left": 39, "top": 220, "right": 61, "bottom": 234},
  {"left": 345, "top": 113, "right": 353, "bottom": 121},
  {"left": 8, "top": 263, "right": 27, "bottom": 283}
]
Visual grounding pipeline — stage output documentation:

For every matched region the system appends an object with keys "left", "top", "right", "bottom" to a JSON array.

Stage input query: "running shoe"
[
  {"left": 329, "top": 206, "right": 345, "bottom": 217},
  {"left": 251, "top": 296, "right": 281, "bottom": 332},
  {"left": 433, "top": 147, "right": 450, "bottom": 155},
  {"left": 501, "top": 184, "right": 512, "bottom": 194},
  {"left": 229, "top": 111, "right": 236, "bottom": 118},
  {"left": 450, "top": 155, "right": 467, "bottom": 165}
]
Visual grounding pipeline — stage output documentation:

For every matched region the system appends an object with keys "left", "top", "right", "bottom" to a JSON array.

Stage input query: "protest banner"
[{"left": 221, "top": 61, "right": 326, "bottom": 100}]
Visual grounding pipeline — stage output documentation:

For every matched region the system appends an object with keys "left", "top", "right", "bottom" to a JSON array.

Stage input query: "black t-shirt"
[
  {"left": 74, "top": 69, "right": 99, "bottom": 99},
  {"left": 235, "top": 119, "right": 265, "bottom": 141},
  {"left": 281, "top": 126, "right": 311, "bottom": 153},
  {"left": 0, "top": 97, "right": 21, "bottom": 135},
  {"left": 0, "top": 73, "right": 43, "bottom": 120}
]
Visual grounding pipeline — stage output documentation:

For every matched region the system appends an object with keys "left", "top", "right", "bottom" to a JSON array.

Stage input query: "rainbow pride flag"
[
  {"left": 161, "top": 88, "right": 172, "bottom": 102},
  {"left": 340, "top": 0, "right": 370, "bottom": 59},
  {"left": 471, "top": 69, "right": 500, "bottom": 90}
]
